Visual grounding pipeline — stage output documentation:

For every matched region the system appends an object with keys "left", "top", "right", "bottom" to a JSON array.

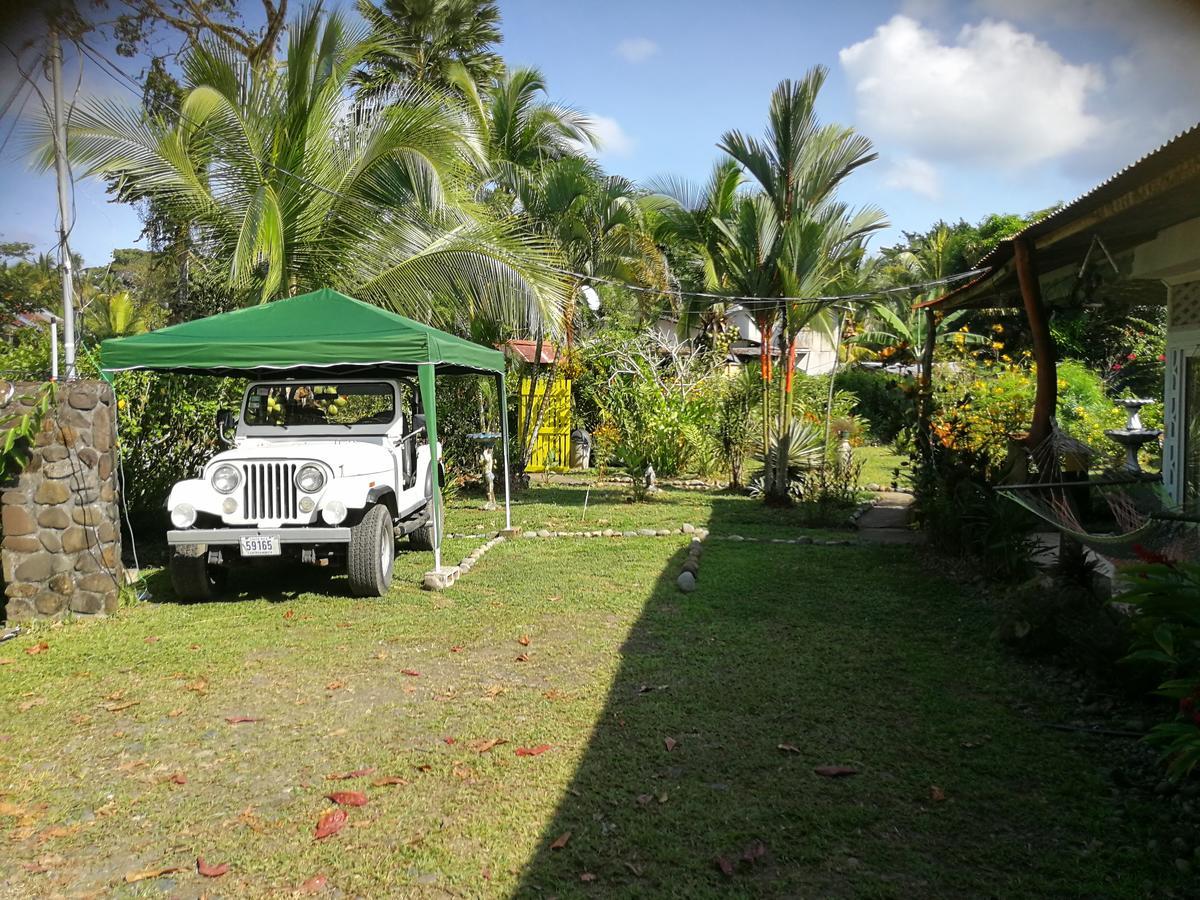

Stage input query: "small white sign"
[{"left": 240, "top": 535, "right": 279, "bottom": 557}]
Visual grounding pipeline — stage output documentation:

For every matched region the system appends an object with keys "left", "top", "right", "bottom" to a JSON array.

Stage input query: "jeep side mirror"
[{"left": 216, "top": 408, "right": 237, "bottom": 447}]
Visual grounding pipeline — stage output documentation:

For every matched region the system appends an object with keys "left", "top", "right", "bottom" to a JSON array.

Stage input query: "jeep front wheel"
[
  {"left": 169, "top": 547, "right": 227, "bottom": 603},
  {"left": 348, "top": 503, "right": 395, "bottom": 597}
]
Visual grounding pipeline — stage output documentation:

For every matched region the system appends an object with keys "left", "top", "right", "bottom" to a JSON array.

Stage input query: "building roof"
[
  {"left": 503, "top": 339, "right": 559, "bottom": 365},
  {"left": 920, "top": 122, "right": 1200, "bottom": 311}
]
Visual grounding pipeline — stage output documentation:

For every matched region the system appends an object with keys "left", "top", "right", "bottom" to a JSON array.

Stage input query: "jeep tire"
[
  {"left": 348, "top": 503, "right": 395, "bottom": 597},
  {"left": 408, "top": 495, "right": 443, "bottom": 551},
  {"left": 169, "top": 546, "right": 227, "bottom": 603}
]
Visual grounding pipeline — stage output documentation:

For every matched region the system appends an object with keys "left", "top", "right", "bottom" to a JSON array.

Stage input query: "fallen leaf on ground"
[
  {"left": 185, "top": 679, "right": 207, "bottom": 694},
  {"left": 325, "top": 681, "right": 345, "bottom": 691},
  {"left": 104, "top": 700, "right": 139, "bottom": 712},
  {"left": 450, "top": 645, "right": 463, "bottom": 653},
  {"left": 168, "top": 771, "right": 187, "bottom": 785},
  {"left": 550, "top": 831, "right": 571, "bottom": 850},
  {"left": 778, "top": 743, "right": 801, "bottom": 754},
  {"left": 105, "top": 690, "right": 125, "bottom": 701},
  {"left": 414, "top": 764, "right": 432, "bottom": 773},
  {"left": 813, "top": 765, "right": 858, "bottom": 778},
  {"left": 22, "top": 854, "right": 66, "bottom": 873},
  {"left": 124, "top": 866, "right": 182, "bottom": 883},
  {"left": 189, "top": 643, "right": 200, "bottom": 650},
  {"left": 930, "top": 785, "right": 946, "bottom": 802},
  {"left": 469, "top": 738, "right": 507, "bottom": 753},
  {"left": 452, "top": 766, "right": 473, "bottom": 780},
  {"left": 166, "top": 708, "right": 184, "bottom": 718},
  {"left": 742, "top": 840, "right": 766, "bottom": 862},
  {"left": 516, "top": 744, "right": 551, "bottom": 757},
  {"left": 197, "top": 857, "right": 229, "bottom": 878},
  {"left": 325, "top": 791, "right": 367, "bottom": 807},
  {"left": 664, "top": 737, "right": 678, "bottom": 752},
  {"left": 715, "top": 856, "right": 734, "bottom": 877},
  {"left": 144, "top": 636, "right": 159, "bottom": 644},
  {"left": 225, "top": 716, "right": 259, "bottom": 725},
  {"left": 326, "top": 767, "right": 374, "bottom": 781},
  {"left": 283, "top": 609, "right": 294, "bottom": 619},
  {"left": 548, "top": 595, "right": 562, "bottom": 602},
  {"left": 371, "top": 776, "right": 408, "bottom": 787},
  {"left": 442, "top": 736, "right": 457, "bottom": 745},
  {"left": 18, "top": 697, "right": 45, "bottom": 712},
  {"left": 514, "top": 653, "right": 530, "bottom": 662},
  {"left": 542, "top": 689, "right": 566, "bottom": 701},
  {"left": 484, "top": 684, "right": 505, "bottom": 698},
  {"left": 34, "top": 825, "right": 79, "bottom": 844},
  {"left": 580, "top": 872, "right": 596, "bottom": 882},
  {"left": 25, "top": 642, "right": 49, "bottom": 656},
  {"left": 313, "top": 808, "right": 348, "bottom": 840},
  {"left": 517, "top": 635, "right": 531, "bottom": 646},
  {"left": 401, "top": 669, "right": 420, "bottom": 677},
  {"left": 298, "top": 874, "right": 328, "bottom": 894},
  {"left": 0, "top": 658, "right": 13, "bottom": 665},
  {"left": 374, "top": 651, "right": 387, "bottom": 660}
]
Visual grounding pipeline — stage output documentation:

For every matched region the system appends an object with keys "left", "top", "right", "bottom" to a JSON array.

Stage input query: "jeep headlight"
[
  {"left": 296, "top": 464, "right": 326, "bottom": 493},
  {"left": 211, "top": 464, "right": 240, "bottom": 494},
  {"left": 170, "top": 503, "right": 196, "bottom": 529}
]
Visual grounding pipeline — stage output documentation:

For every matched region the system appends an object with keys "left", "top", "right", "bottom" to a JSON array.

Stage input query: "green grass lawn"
[
  {"left": 855, "top": 444, "right": 909, "bottom": 490},
  {"left": 0, "top": 483, "right": 1178, "bottom": 897}
]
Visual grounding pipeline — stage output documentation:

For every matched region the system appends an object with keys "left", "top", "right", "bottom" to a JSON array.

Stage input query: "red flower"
[
  {"left": 1132, "top": 543, "right": 1174, "bottom": 567},
  {"left": 1127, "top": 352, "right": 1137, "bottom": 361},
  {"left": 1159, "top": 354, "right": 1167, "bottom": 362},
  {"left": 1111, "top": 362, "right": 1123, "bottom": 371}
]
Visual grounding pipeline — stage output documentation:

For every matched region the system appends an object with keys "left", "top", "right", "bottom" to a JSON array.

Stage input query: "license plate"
[{"left": 240, "top": 535, "right": 279, "bottom": 557}]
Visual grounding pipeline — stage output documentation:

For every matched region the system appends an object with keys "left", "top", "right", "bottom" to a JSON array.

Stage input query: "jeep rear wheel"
[
  {"left": 348, "top": 503, "right": 394, "bottom": 596},
  {"left": 169, "top": 547, "right": 227, "bottom": 603}
]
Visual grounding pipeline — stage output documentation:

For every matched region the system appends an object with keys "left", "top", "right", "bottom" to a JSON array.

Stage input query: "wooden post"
[
  {"left": 917, "top": 307, "right": 937, "bottom": 463},
  {"left": 1013, "top": 236, "right": 1057, "bottom": 449}
]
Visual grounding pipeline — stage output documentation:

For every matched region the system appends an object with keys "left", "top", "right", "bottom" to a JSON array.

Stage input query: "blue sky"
[{"left": 1, "top": 0, "right": 1198, "bottom": 267}]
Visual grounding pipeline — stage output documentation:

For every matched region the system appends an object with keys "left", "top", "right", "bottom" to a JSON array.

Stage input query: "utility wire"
[{"left": 74, "top": 40, "right": 984, "bottom": 310}]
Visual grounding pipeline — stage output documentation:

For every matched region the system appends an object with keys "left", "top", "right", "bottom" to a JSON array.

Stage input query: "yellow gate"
[{"left": 521, "top": 376, "right": 572, "bottom": 472}]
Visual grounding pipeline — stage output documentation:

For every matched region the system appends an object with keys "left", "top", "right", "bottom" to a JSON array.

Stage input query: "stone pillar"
[{"left": 1, "top": 380, "right": 123, "bottom": 619}]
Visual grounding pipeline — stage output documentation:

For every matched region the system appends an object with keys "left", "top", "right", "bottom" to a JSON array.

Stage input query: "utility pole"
[{"left": 49, "top": 26, "right": 76, "bottom": 380}]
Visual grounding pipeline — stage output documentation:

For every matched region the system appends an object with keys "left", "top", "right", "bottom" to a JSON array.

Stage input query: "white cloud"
[
  {"left": 839, "top": 15, "right": 1104, "bottom": 169},
  {"left": 615, "top": 37, "right": 658, "bottom": 63},
  {"left": 883, "top": 156, "right": 941, "bottom": 199},
  {"left": 589, "top": 115, "right": 635, "bottom": 157}
]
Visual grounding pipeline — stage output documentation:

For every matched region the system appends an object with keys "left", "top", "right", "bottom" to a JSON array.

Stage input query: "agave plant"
[
  {"left": 47, "top": 7, "right": 567, "bottom": 335},
  {"left": 749, "top": 419, "right": 824, "bottom": 502}
]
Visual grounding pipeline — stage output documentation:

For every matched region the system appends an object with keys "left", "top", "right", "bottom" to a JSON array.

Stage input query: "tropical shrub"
[
  {"left": 835, "top": 366, "right": 913, "bottom": 443},
  {"left": 1119, "top": 559, "right": 1200, "bottom": 778},
  {"left": 714, "top": 367, "right": 757, "bottom": 488}
]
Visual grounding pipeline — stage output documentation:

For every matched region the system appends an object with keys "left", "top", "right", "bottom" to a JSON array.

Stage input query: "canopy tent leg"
[
  {"left": 418, "top": 364, "right": 443, "bottom": 573},
  {"left": 497, "top": 372, "right": 512, "bottom": 531}
]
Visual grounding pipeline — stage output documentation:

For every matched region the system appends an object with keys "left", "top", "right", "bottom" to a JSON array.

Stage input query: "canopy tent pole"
[
  {"left": 418, "top": 364, "right": 443, "bottom": 572},
  {"left": 497, "top": 372, "right": 512, "bottom": 530}
]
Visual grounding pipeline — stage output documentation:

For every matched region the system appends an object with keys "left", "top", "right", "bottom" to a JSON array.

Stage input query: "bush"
[{"left": 835, "top": 367, "right": 913, "bottom": 443}]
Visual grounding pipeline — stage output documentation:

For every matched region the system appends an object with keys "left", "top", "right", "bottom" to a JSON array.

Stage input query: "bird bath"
[{"left": 1105, "top": 398, "right": 1161, "bottom": 473}]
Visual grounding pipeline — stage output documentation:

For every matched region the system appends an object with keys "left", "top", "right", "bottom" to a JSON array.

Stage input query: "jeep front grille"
[{"left": 241, "top": 462, "right": 299, "bottom": 521}]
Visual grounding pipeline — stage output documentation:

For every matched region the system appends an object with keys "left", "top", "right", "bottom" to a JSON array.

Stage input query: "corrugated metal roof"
[
  {"left": 502, "top": 339, "right": 559, "bottom": 365},
  {"left": 921, "top": 121, "right": 1200, "bottom": 310}
]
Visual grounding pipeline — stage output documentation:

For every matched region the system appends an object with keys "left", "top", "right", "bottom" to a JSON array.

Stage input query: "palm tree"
[
  {"left": 83, "top": 291, "right": 155, "bottom": 340},
  {"left": 354, "top": 0, "right": 503, "bottom": 98},
  {"left": 53, "top": 7, "right": 566, "bottom": 335},
  {"left": 715, "top": 68, "right": 886, "bottom": 502}
]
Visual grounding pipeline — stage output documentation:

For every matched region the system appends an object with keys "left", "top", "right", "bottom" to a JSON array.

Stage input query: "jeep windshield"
[{"left": 242, "top": 382, "right": 397, "bottom": 431}]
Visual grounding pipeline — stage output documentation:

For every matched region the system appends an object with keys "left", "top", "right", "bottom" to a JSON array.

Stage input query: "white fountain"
[{"left": 1104, "top": 398, "right": 1161, "bottom": 474}]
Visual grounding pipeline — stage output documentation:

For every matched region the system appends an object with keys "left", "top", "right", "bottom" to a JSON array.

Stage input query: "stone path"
[{"left": 856, "top": 491, "right": 922, "bottom": 544}]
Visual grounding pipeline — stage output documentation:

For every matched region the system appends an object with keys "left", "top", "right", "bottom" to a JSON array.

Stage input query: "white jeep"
[{"left": 165, "top": 377, "right": 442, "bottom": 600}]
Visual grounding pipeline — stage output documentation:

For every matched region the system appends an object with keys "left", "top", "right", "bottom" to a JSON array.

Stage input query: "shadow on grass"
[
  {"left": 143, "top": 561, "right": 346, "bottom": 605},
  {"left": 511, "top": 495, "right": 1165, "bottom": 897}
]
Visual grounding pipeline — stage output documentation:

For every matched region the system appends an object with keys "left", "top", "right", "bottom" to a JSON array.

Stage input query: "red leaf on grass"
[
  {"left": 516, "top": 744, "right": 551, "bottom": 757},
  {"left": 813, "top": 765, "right": 858, "bottom": 778},
  {"left": 442, "top": 736, "right": 457, "bottom": 745},
  {"left": 325, "top": 791, "right": 367, "bottom": 807},
  {"left": 225, "top": 716, "right": 259, "bottom": 725},
  {"left": 298, "top": 874, "right": 328, "bottom": 894},
  {"left": 197, "top": 857, "right": 229, "bottom": 878},
  {"left": 168, "top": 771, "right": 187, "bottom": 785},
  {"left": 401, "top": 669, "right": 421, "bottom": 677},
  {"left": 550, "top": 831, "right": 571, "bottom": 850},
  {"left": 663, "top": 737, "right": 678, "bottom": 752},
  {"left": 450, "top": 646, "right": 463, "bottom": 653},
  {"left": 325, "top": 767, "right": 374, "bottom": 781},
  {"left": 313, "top": 808, "right": 347, "bottom": 840},
  {"left": 715, "top": 856, "right": 734, "bottom": 877},
  {"left": 25, "top": 642, "right": 48, "bottom": 656}
]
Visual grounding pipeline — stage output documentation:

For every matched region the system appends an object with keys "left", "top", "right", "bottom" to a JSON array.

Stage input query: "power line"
[{"left": 75, "top": 40, "right": 983, "bottom": 309}]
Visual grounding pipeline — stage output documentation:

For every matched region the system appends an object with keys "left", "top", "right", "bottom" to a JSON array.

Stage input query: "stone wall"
[{"left": 1, "top": 380, "right": 123, "bottom": 620}]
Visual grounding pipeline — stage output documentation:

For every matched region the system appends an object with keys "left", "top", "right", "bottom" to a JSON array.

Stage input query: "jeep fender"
[{"left": 167, "top": 478, "right": 223, "bottom": 518}]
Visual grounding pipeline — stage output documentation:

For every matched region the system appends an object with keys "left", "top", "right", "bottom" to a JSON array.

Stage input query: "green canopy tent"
[{"left": 100, "top": 288, "right": 513, "bottom": 574}]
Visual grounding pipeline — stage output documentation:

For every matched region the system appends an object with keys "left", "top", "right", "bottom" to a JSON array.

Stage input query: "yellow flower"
[
  {"left": 991, "top": 341, "right": 1004, "bottom": 351},
  {"left": 959, "top": 325, "right": 969, "bottom": 333},
  {"left": 992, "top": 324, "right": 1004, "bottom": 333}
]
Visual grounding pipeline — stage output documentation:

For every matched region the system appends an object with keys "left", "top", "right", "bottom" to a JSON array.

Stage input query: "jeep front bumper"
[{"left": 167, "top": 527, "right": 353, "bottom": 546}]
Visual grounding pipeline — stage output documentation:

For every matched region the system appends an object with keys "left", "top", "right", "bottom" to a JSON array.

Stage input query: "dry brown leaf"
[
  {"left": 451, "top": 766, "right": 473, "bottom": 780},
  {"left": 105, "top": 690, "right": 125, "bottom": 701},
  {"left": 542, "top": 689, "right": 566, "bottom": 701},
  {"left": 124, "top": 865, "right": 182, "bottom": 883},
  {"left": 298, "top": 874, "right": 328, "bottom": 894},
  {"left": 663, "top": 737, "right": 678, "bottom": 752},
  {"left": 401, "top": 668, "right": 421, "bottom": 677},
  {"left": 144, "top": 636, "right": 160, "bottom": 644},
  {"left": 468, "top": 738, "right": 507, "bottom": 754},
  {"left": 514, "top": 653, "right": 530, "bottom": 663},
  {"left": 197, "top": 857, "right": 229, "bottom": 878},
  {"left": 930, "top": 785, "right": 946, "bottom": 802},
  {"left": 484, "top": 684, "right": 505, "bottom": 698},
  {"left": 371, "top": 776, "right": 408, "bottom": 787},
  {"left": 168, "top": 771, "right": 187, "bottom": 786},
  {"left": 25, "top": 642, "right": 49, "bottom": 656},
  {"left": 185, "top": 679, "right": 207, "bottom": 694},
  {"left": 550, "top": 831, "right": 571, "bottom": 850},
  {"left": 166, "top": 708, "right": 184, "bottom": 718},
  {"left": 18, "top": 697, "right": 45, "bottom": 712},
  {"left": 104, "top": 700, "right": 140, "bottom": 713},
  {"left": 517, "top": 635, "right": 531, "bottom": 646},
  {"left": 0, "top": 658, "right": 14, "bottom": 665},
  {"left": 325, "top": 681, "right": 345, "bottom": 691},
  {"left": 225, "top": 715, "right": 260, "bottom": 725}
]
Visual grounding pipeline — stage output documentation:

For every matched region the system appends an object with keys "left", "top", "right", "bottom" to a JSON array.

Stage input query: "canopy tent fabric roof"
[{"left": 99, "top": 288, "right": 505, "bottom": 377}]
